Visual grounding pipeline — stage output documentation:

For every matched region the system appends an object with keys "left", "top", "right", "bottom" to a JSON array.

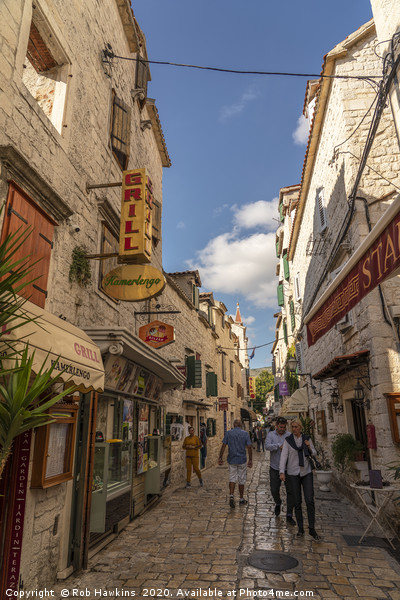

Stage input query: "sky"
[{"left": 132, "top": 0, "right": 373, "bottom": 368}]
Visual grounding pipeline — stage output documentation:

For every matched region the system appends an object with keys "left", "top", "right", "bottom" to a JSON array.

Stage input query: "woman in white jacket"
[{"left": 279, "top": 419, "right": 321, "bottom": 540}]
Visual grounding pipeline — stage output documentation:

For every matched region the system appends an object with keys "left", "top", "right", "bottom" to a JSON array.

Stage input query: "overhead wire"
[{"left": 108, "top": 51, "right": 381, "bottom": 83}]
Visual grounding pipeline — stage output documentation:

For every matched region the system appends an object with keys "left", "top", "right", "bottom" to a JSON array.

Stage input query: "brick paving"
[{"left": 53, "top": 452, "right": 400, "bottom": 599}]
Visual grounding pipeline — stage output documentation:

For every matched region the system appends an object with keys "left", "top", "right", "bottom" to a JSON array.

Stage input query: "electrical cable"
[
  {"left": 332, "top": 91, "right": 380, "bottom": 154},
  {"left": 107, "top": 51, "right": 381, "bottom": 83}
]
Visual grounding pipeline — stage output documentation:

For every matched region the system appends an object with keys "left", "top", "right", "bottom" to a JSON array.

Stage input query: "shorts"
[{"left": 229, "top": 463, "right": 247, "bottom": 485}]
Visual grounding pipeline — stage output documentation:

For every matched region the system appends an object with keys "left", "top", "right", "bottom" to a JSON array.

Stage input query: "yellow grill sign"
[{"left": 119, "top": 169, "right": 153, "bottom": 263}]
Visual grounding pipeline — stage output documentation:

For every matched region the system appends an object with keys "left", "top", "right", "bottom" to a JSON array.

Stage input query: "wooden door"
[{"left": 1, "top": 183, "right": 56, "bottom": 308}]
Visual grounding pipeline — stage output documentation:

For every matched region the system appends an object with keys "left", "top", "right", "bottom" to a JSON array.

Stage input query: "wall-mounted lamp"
[
  {"left": 286, "top": 356, "right": 321, "bottom": 396},
  {"left": 353, "top": 378, "right": 370, "bottom": 410},
  {"left": 330, "top": 388, "right": 343, "bottom": 413}
]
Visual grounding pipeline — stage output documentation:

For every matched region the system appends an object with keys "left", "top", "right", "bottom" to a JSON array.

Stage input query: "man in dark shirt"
[{"left": 218, "top": 419, "right": 252, "bottom": 508}]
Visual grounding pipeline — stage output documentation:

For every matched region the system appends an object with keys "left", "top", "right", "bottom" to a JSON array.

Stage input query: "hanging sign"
[
  {"left": 279, "top": 381, "right": 290, "bottom": 396},
  {"left": 218, "top": 397, "right": 229, "bottom": 411},
  {"left": 249, "top": 377, "right": 256, "bottom": 400},
  {"left": 139, "top": 320, "right": 175, "bottom": 349},
  {"left": 102, "top": 264, "right": 166, "bottom": 301},
  {"left": 120, "top": 168, "right": 153, "bottom": 263}
]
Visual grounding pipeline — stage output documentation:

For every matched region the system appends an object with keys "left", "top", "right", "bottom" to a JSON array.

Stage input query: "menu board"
[{"left": 45, "top": 423, "right": 69, "bottom": 478}]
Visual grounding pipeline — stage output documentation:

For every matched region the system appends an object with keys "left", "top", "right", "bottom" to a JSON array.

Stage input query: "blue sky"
[{"left": 132, "top": 0, "right": 373, "bottom": 368}]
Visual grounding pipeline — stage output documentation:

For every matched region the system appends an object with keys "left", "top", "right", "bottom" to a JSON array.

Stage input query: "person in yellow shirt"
[{"left": 182, "top": 426, "right": 203, "bottom": 488}]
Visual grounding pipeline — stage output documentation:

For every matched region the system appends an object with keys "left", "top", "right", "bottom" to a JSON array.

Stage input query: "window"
[
  {"left": 206, "top": 418, "right": 217, "bottom": 437},
  {"left": 316, "top": 188, "right": 328, "bottom": 232},
  {"left": 151, "top": 198, "right": 161, "bottom": 246},
  {"left": 111, "top": 92, "right": 131, "bottom": 170},
  {"left": 1, "top": 183, "right": 55, "bottom": 308},
  {"left": 229, "top": 361, "right": 234, "bottom": 387},
  {"left": 222, "top": 353, "right": 227, "bottom": 382},
  {"left": 99, "top": 223, "right": 119, "bottom": 297},
  {"left": 22, "top": 11, "right": 69, "bottom": 134}
]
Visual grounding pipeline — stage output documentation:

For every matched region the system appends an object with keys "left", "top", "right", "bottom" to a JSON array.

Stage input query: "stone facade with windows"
[{"left": 273, "top": 17, "right": 400, "bottom": 526}]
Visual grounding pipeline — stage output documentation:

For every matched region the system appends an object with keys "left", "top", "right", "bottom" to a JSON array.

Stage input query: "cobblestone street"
[{"left": 53, "top": 453, "right": 400, "bottom": 600}]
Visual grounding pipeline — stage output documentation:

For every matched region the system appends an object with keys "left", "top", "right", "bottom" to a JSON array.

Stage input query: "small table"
[{"left": 350, "top": 483, "right": 400, "bottom": 549}]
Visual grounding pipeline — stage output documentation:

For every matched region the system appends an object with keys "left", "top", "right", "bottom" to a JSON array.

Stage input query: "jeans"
[
  {"left": 269, "top": 467, "right": 293, "bottom": 516},
  {"left": 286, "top": 472, "right": 315, "bottom": 529},
  {"left": 200, "top": 446, "right": 207, "bottom": 469}
]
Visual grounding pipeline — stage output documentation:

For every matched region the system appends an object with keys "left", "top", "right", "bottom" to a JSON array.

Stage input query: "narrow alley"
[{"left": 52, "top": 453, "right": 400, "bottom": 600}]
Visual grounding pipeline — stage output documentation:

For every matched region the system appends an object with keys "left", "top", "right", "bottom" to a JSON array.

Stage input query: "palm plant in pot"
[{"left": 314, "top": 441, "right": 333, "bottom": 491}]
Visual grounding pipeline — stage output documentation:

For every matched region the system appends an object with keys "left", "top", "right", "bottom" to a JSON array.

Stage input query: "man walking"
[
  {"left": 218, "top": 419, "right": 252, "bottom": 508},
  {"left": 265, "top": 416, "right": 295, "bottom": 525}
]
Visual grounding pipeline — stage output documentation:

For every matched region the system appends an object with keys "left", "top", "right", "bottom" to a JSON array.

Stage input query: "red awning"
[{"left": 313, "top": 350, "right": 369, "bottom": 380}]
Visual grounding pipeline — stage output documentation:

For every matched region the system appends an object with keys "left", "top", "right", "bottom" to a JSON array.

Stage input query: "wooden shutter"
[
  {"left": 206, "top": 372, "right": 218, "bottom": 397},
  {"left": 294, "top": 273, "right": 301, "bottom": 301},
  {"left": 1, "top": 183, "right": 55, "bottom": 308},
  {"left": 186, "top": 355, "right": 202, "bottom": 388},
  {"left": 283, "top": 320, "right": 288, "bottom": 345},
  {"left": 295, "top": 342, "right": 304, "bottom": 373},
  {"left": 290, "top": 300, "right": 296, "bottom": 331},
  {"left": 316, "top": 189, "right": 327, "bottom": 232},
  {"left": 135, "top": 57, "right": 148, "bottom": 98},
  {"left": 277, "top": 283, "right": 284, "bottom": 306},
  {"left": 111, "top": 93, "right": 131, "bottom": 170},
  {"left": 192, "top": 285, "right": 199, "bottom": 310},
  {"left": 283, "top": 251, "right": 290, "bottom": 280}
]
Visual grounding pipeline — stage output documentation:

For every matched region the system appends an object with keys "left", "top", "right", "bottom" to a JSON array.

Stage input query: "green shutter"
[
  {"left": 212, "top": 419, "right": 216, "bottom": 436},
  {"left": 206, "top": 418, "right": 212, "bottom": 437},
  {"left": 279, "top": 203, "right": 284, "bottom": 222},
  {"left": 276, "top": 241, "right": 280, "bottom": 258},
  {"left": 277, "top": 283, "right": 284, "bottom": 306},
  {"left": 283, "top": 321, "right": 288, "bottom": 345},
  {"left": 290, "top": 300, "right": 295, "bottom": 331},
  {"left": 283, "top": 253, "right": 290, "bottom": 280},
  {"left": 206, "top": 372, "right": 218, "bottom": 396},
  {"left": 187, "top": 355, "right": 202, "bottom": 388}
]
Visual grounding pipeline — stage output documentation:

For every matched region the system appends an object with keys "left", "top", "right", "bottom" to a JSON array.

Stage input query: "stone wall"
[
  {"left": 0, "top": 0, "right": 169, "bottom": 587},
  {"left": 290, "top": 25, "right": 400, "bottom": 496}
]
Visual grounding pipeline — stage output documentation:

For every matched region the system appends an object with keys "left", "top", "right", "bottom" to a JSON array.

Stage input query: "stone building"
[
  {"left": 0, "top": 0, "right": 180, "bottom": 592},
  {"left": 273, "top": 15, "right": 400, "bottom": 523}
]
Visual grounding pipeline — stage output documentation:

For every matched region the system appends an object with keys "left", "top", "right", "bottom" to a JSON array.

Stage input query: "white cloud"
[
  {"left": 187, "top": 230, "right": 278, "bottom": 308},
  {"left": 219, "top": 87, "right": 258, "bottom": 121},
  {"left": 232, "top": 199, "right": 279, "bottom": 231},
  {"left": 293, "top": 114, "right": 309, "bottom": 145}
]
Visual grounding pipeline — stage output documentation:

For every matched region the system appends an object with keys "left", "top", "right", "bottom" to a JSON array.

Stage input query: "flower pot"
[{"left": 315, "top": 470, "right": 333, "bottom": 492}]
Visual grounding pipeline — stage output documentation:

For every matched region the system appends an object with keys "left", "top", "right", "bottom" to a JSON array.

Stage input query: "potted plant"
[
  {"left": 331, "top": 433, "right": 364, "bottom": 473},
  {"left": 314, "top": 441, "right": 333, "bottom": 491}
]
